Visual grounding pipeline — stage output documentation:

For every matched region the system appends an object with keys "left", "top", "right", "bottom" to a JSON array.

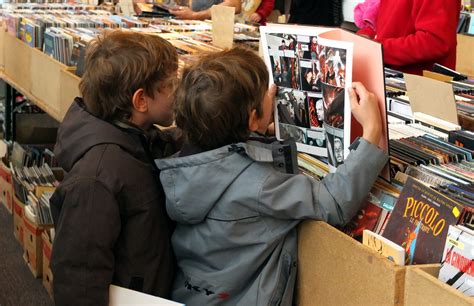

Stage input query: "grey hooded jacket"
[{"left": 156, "top": 138, "right": 388, "bottom": 306}]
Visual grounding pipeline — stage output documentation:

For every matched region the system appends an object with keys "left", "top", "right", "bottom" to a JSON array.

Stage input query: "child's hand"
[
  {"left": 249, "top": 13, "right": 262, "bottom": 23},
  {"left": 349, "top": 82, "right": 382, "bottom": 146}
]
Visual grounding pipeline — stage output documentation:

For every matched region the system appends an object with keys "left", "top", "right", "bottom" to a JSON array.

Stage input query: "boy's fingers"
[
  {"left": 348, "top": 87, "right": 359, "bottom": 110},
  {"left": 351, "top": 82, "right": 368, "bottom": 100}
]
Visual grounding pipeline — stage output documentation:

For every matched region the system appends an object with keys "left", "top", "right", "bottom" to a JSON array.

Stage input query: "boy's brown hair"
[
  {"left": 174, "top": 47, "right": 269, "bottom": 151},
  {"left": 80, "top": 30, "right": 178, "bottom": 121}
]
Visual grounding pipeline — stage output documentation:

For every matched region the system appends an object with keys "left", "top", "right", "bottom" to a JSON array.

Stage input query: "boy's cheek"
[{"left": 158, "top": 110, "right": 174, "bottom": 127}]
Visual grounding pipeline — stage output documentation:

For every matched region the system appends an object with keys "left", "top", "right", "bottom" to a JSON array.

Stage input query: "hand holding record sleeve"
[{"left": 349, "top": 82, "right": 382, "bottom": 146}]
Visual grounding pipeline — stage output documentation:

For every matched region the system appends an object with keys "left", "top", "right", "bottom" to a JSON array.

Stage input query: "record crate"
[
  {"left": 404, "top": 264, "right": 474, "bottom": 306},
  {"left": 0, "top": 160, "right": 13, "bottom": 214},
  {"left": 296, "top": 221, "right": 406, "bottom": 306},
  {"left": 30, "top": 47, "right": 73, "bottom": 121},
  {"left": 59, "top": 68, "right": 81, "bottom": 121},
  {"left": 42, "top": 231, "right": 54, "bottom": 299},
  {"left": 22, "top": 185, "right": 55, "bottom": 278},
  {"left": 12, "top": 195, "right": 25, "bottom": 247},
  {"left": 23, "top": 214, "right": 53, "bottom": 278},
  {"left": 4, "top": 33, "right": 31, "bottom": 93}
]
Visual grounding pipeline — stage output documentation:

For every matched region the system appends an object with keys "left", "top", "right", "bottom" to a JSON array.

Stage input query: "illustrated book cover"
[
  {"left": 382, "top": 177, "right": 464, "bottom": 264},
  {"left": 260, "top": 25, "right": 389, "bottom": 178},
  {"left": 438, "top": 224, "right": 474, "bottom": 296},
  {"left": 363, "top": 229, "right": 405, "bottom": 266}
]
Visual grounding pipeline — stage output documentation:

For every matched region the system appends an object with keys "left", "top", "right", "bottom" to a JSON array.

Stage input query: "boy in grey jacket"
[{"left": 156, "top": 47, "right": 388, "bottom": 305}]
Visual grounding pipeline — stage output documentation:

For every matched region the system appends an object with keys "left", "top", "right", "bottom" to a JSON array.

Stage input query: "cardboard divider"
[
  {"left": 23, "top": 214, "right": 53, "bottom": 278},
  {"left": 0, "top": 24, "right": 6, "bottom": 71},
  {"left": 4, "top": 33, "right": 31, "bottom": 93},
  {"left": 457, "top": 34, "right": 474, "bottom": 77},
  {"left": 13, "top": 195, "right": 25, "bottom": 247},
  {"left": 0, "top": 161, "right": 13, "bottom": 214},
  {"left": 59, "top": 68, "right": 81, "bottom": 120},
  {"left": 404, "top": 264, "right": 474, "bottom": 305},
  {"left": 297, "top": 221, "right": 406, "bottom": 306},
  {"left": 42, "top": 231, "right": 54, "bottom": 299},
  {"left": 30, "top": 48, "right": 71, "bottom": 120},
  {"left": 211, "top": 5, "right": 235, "bottom": 49},
  {"left": 404, "top": 73, "right": 459, "bottom": 125}
]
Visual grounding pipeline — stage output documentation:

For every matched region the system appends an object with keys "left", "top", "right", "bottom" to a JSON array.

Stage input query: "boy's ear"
[
  {"left": 248, "top": 109, "right": 259, "bottom": 132},
  {"left": 131, "top": 88, "right": 149, "bottom": 113}
]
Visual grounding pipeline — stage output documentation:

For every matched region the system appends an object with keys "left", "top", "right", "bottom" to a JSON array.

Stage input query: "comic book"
[{"left": 260, "top": 25, "right": 389, "bottom": 176}]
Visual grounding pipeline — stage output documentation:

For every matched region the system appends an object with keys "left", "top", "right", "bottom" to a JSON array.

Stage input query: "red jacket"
[
  {"left": 358, "top": 0, "right": 460, "bottom": 75},
  {"left": 256, "top": 0, "right": 275, "bottom": 24}
]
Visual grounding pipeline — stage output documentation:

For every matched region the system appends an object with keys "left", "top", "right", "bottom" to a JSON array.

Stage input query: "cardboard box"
[
  {"left": 23, "top": 214, "right": 53, "bottom": 278},
  {"left": 404, "top": 264, "right": 474, "bottom": 306},
  {"left": 30, "top": 48, "right": 71, "bottom": 121},
  {"left": 0, "top": 161, "right": 13, "bottom": 214},
  {"left": 42, "top": 231, "right": 54, "bottom": 299},
  {"left": 0, "top": 24, "right": 5, "bottom": 71},
  {"left": 59, "top": 68, "right": 81, "bottom": 121},
  {"left": 13, "top": 195, "right": 25, "bottom": 247},
  {"left": 297, "top": 221, "right": 406, "bottom": 306},
  {"left": 4, "top": 33, "right": 31, "bottom": 93},
  {"left": 457, "top": 34, "right": 474, "bottom": 77}
]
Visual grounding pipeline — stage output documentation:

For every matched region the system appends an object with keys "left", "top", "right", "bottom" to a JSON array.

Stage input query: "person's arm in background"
[
  {"left": 50, "top": 181, "right": 121, "bottom": 306},
  {"left": 170, "top": 0, "right": 241, "bottom": 20},
  {"left": 376, "top": 0, "right": 459, "bottom": 67},
  {"left": 249, "top": 0, "right": 275, "bottom": 24}
]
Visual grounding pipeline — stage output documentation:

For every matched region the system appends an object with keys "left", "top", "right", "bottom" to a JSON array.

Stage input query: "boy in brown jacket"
[{"left": 50, "top": 30, "right": 180, "bottom": 305}]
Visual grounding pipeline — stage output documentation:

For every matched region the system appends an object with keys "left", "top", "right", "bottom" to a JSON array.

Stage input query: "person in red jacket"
[
  {"left": 249, "top": 0, "right": 275, "bottom": 24},
  {"left": 357, "top": 0, "right": 460, "bottom": 75}
]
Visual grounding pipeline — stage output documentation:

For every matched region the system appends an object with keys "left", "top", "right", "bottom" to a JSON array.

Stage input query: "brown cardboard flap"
[
  {"left": 30, "top": 47, "right": 69, "bottom": 120},
  {"left": 13, "top": 196, "right": 26, "bottom": 247},
  {"left": 404, "top": 265, "right": 474, "bottom": 306},
  {"left": 457, "top": 34, "right": 474, "bottom": 77},
  {"left": 404, "top": 73, "right": 459, "bottom": 125},
  {"left": 59, "top": 69, "right": 81, "bottom": 121},
  {"left": 211, "top": 5, "right": 235, "bottom": 49},
  {"left": 4, "top": 34, "right": 31, "bottom": 92},
  {"left": 0, "top": 24, "right": 5, "bottom": 70},
  {"left": 297, "top": 221, "right": 405, "bottom": 306}
]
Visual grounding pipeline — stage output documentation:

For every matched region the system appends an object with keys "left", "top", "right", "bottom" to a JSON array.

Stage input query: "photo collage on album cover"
[{"left": 265, "top": 32, "right": 349, "bottom": 167}]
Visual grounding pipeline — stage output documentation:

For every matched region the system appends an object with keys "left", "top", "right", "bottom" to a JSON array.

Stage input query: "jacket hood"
[
  {"left": 156, "top": 140, "right": 293, "bottom": 225},
  {"left": 156, "top": 145, "right": 254, "bottom": 224},
  {"left": 55, "top": 98, "right": 148, "bottom": 172}
]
